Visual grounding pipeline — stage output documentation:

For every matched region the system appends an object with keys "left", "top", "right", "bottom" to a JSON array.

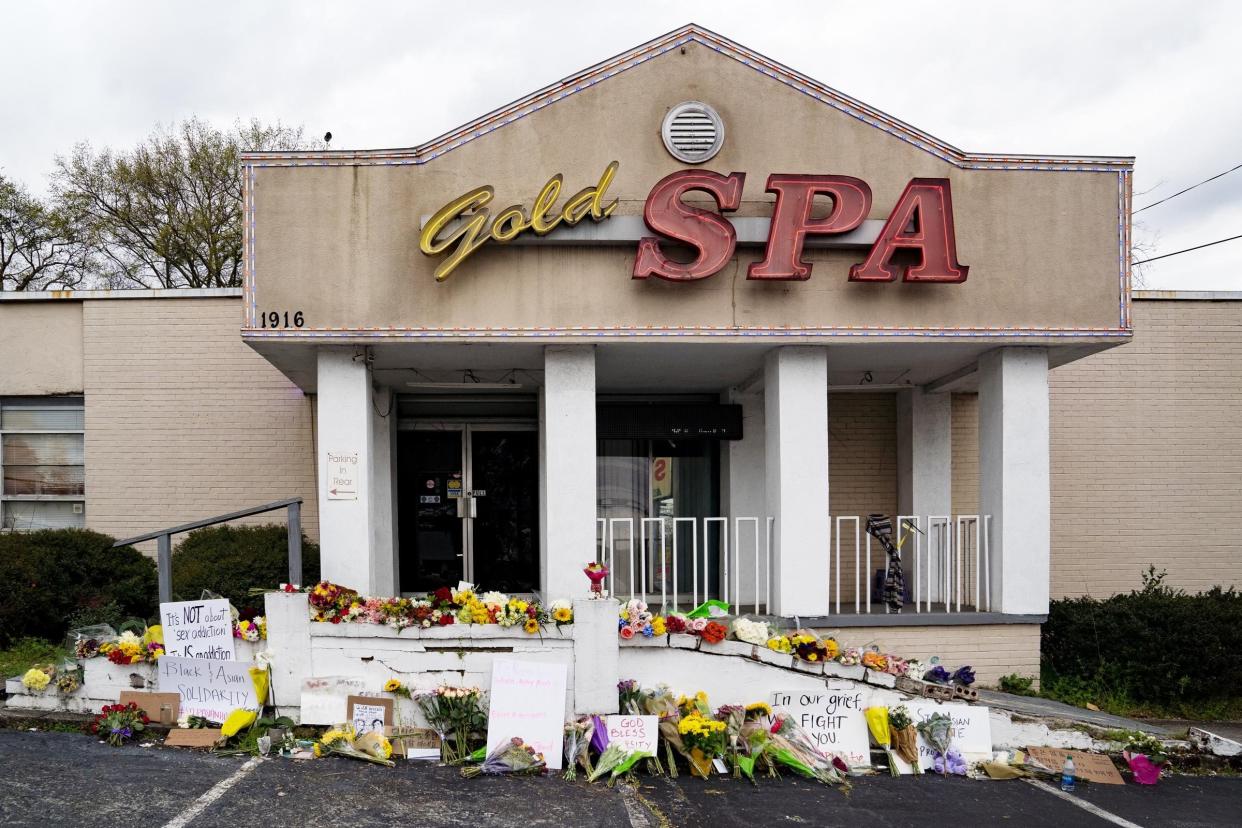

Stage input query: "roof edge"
[
  {"left": 0, "top": 288, "right": 242, "bottom": 302},
  {"left": 240, "top": 23, "right": 1133, "bottom": 172},
  {"left": 1133, "top": 290, "right": 1242, "bottom": 301}
]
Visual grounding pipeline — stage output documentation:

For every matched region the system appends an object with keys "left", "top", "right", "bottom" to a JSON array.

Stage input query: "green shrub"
[
  {"left": 998, "top": 673, "right": 1035, "bottom": 696},
  {"left": 1042, "top": 566, "right": 1242, "bottom": 708},
  {"left": 0, "top": 529, "right": 157, "bottom": 646},
  {"left": 170, "top": 524, "right": 318, "bottom": 612}
]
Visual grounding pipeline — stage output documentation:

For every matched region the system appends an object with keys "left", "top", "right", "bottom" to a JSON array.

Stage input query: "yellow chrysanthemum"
[{"left": 651, "top": 616, "right": 666, "bottom": 636}]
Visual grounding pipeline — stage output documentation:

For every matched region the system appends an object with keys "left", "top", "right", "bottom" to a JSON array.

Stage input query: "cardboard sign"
[
  {"left": 159, "top": 598, "right": 236, "bottom": 660},
  {"left": 157, "top": 656, "right": 258, "bottom": 723},
  {"left": 348, "top": 695, "right": 394, "bottom": 736},
  {"left": 771, "top": 683, "right": 870, "bottom": 768},
  {"left": 898, "top": 701, "right": 993, "bottom": 772},
  {"left": 486, "top": 658, "right": 568, "bottom": 771},
  {"left": 605, "top": 715, "right": 658, "bottom": 755},
  {"left": 119, "top": 691, "right": 180, "bottom": 725},
  {"left": 392, "top": 726, "right": 442, "bottom": 761},
  {"left": 299, "top": 676, "right": 370, "bottom": 725},
  {"left": 1026, "top": 747, "right": 1125, "bottom": 785},
  {"left": 164, "top": 728, "right": 223, "bottom": 749}
]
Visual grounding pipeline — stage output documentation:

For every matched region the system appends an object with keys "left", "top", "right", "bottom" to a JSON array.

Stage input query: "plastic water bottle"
[{"left": 1060, "top": 755, "right": 1076, "bottom": 792}]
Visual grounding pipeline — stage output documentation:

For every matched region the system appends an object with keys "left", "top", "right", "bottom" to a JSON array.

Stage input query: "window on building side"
[{"left": 0, "top": 398, "right": 85, "bottom": 531}]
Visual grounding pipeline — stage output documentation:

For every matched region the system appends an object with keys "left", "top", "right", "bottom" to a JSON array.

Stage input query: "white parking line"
[
  {"left": 162, "top": 756, "right": 262, "bottom": 828},
  {"left": 1024, "top": 778, "right": 1145, "bottom": 827},
  {"left": 619, "top": 783, "right": 653, "bottom": 828}
]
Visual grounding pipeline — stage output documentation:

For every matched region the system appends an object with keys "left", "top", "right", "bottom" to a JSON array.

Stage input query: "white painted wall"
[
  {"left": 541, "top": 346, "right": 597, "bottom": 601},
  {"left": 725, "top": 386, "right": 768, "bottom": 608},
  {"left": 316, "top": 347, "right": 390, "bottom": 594},
  {"left": 896, "top": 387, "right": 952, "bottom": 518},
  {"left": 978, "top": 347, "right": 1051, "bottom": 615},
  {"left": 764, "top": 346, "right": 831, "bottom": 616}
]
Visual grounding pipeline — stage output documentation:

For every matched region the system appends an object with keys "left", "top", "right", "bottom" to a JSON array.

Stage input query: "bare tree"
[
  {"left": 52, "top": 118, "right": 316, "bottom": 289},
  {"left": 0, "top": 174, "right": 88, "bottom": 290}
]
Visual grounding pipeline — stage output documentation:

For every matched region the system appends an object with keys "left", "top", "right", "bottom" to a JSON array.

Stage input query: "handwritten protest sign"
[
  {"left": 160, "top": 599, "right": 235, "bottom": 660},
  {"left": 157, "top": 656, "right": 257, "bottom": 723},
  {"left": 1026, "top": 747, "right": 1124, "bottom": 784},
  {"left": 896, "top": 701, "right": 992, "bottom": 772},
  {"left": 348, "top": 695, "right": 394, "bottom": 736},
  {"left": 486, "top": 658, "right": 568, "bottom": 770},
  {"left": 605, "top": 715, "right": 658, "bottom": 755},
  {"left": 771, "top": 682, "right": 870, "bottom": 767}
]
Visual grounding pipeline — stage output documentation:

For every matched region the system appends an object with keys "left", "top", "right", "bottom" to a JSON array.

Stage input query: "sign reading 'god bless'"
[{"left": 160, "top": 599, "right": 235, "bottom": 660}]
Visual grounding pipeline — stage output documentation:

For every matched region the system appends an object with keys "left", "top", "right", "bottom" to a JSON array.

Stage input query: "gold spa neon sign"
[{"left": 419, "top": 161, "right": 619, "bottom": 281}]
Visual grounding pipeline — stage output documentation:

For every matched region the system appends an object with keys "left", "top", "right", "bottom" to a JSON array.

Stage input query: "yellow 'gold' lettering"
[{"left": 419, "top": 162, "right": 619, "bottom": 281}]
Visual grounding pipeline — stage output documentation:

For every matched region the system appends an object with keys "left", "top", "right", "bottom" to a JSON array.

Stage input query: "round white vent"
[{"left": 661, "top": 101, "right": 724, "bottom": 164}]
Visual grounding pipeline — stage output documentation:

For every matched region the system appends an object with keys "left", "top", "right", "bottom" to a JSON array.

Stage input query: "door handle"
[{"left": 456, "top": 497, "right": 478, "bottom": 519}]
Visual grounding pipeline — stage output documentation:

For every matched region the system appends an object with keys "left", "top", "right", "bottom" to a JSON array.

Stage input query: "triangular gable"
[{"left": 242, "top": 23, "right": 1132, "bottom": 173}]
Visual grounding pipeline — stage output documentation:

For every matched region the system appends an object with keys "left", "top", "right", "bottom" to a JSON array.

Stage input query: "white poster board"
[
  {"left": 771, "top": 683, "right": 870, "bottom": 768},
  {"left": 157, "top": 655, "right": 257, "bottom": 723},
  {"left": 160, "top": 598, "right": 235, "bottom": 660},
  {"left": 299, "top": 676, "right": 370, "bottom": 725},
  {"left": 896, "top": 701, "right": 993, "bottom": 773},
  {"left": 605, "top": 715, "right": 658, "bottom": 755},
  {"left": 486, "top": 658, "right": 568, "bottom": 770}
]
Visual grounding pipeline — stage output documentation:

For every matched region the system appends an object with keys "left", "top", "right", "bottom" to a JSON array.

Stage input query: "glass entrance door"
[{"left": 398, "top": 425, "right": 538, "bottom": 594}]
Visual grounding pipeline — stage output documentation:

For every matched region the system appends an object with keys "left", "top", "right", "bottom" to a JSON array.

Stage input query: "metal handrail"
[{"left": 113, "top": 497, "right": 304, "bottom": 604}]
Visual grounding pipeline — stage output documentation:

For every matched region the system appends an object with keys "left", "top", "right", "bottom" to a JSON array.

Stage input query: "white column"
[
  {"left": 764, "top": 346, "right": 830, "bottom": 616},
  {"left": 897, "top": 387, "right": 952, "bottom": 517},
  {"left": 369, "top": 384, "right": 397, "bottom": 596},
  {"left": 540, "top": 345, "right": 596, "bottom": 601},
  {"left": 978, "top": 347, "right": 1050, "bottom": 615},
  {"left": 316, "top": 347, "right": 387, "bottom": 595}
]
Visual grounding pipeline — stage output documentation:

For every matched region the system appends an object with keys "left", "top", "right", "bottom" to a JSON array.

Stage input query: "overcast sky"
[{"left": 2, "top": 1, "right": 1238, "bottom": 289}]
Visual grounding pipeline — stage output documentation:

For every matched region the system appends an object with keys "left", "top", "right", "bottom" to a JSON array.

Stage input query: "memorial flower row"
[
  {"left": 307, "top": 581, "right": 573, "bottom": 633},
  {"left": 615, "top": 599, "right": 977, "bottom": 689}
]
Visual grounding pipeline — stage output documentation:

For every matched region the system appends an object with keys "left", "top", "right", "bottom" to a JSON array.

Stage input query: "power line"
[
  {"left": 1134, "top": 162, "right": 1242, "bottom": 214},
  {"left": 1132, "top": 233, "right": 1242, "bottom": 265}
]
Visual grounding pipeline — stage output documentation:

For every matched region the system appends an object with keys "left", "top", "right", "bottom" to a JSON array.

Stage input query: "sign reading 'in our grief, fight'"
[
  {"left": 486, "top": 658, "right": 568, "bottom": 771},
  {"left": 157, "top": 655, "right": 257, "bottom": 723},
  {"left": 771, "top": 683, "right": 870, "bottom": 767},
  {"left": 160, "top": 599, "right": 235, "bottom": 660}
]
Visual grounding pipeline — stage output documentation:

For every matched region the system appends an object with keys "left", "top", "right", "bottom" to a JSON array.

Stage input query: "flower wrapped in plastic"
[
  {"left": 461, "top": 737, "right": 547, "bottom": 778},
  {"left": 315, "top": 724, "right": 395, "bottom": 766},
  {"left": 415, "top": 686, "right": 487, "bottom": 763},
  {"left": 864, "top": 707, "right": 900, "bottom": 776},
  {"left": 888, "top": 705, "right": 921, "bottom": 773},
  {"left": 767, "top": 714, "right": 849, "bottom": 786},
  {"left": 563, "top": 717, "right": 595, "bottom": 780},
  {"left": 950, "top": 665, "right": 976, "bottom": 686},
  {"left": 717, "top": 705, "right": 747, "bottom": 778},
  {"left": 916, "top": 712, "right": 954, "bottom": 776},
  {"left": 730, "top": 617, "right": 770, "bottom": 646},
  {"left": 677, "top": 712, "right": 727, "bottom": 778},
  {"left": 21, "top": 666, "right": 52, "bottom": 692}
]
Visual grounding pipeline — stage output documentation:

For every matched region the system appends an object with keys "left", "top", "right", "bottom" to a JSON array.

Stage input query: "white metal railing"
[
  {"left": 597, "top": 515, "right": 774, "bottom": 613},
  {"left": 830, "top": 514, "right": 992, "bottom": 614}
]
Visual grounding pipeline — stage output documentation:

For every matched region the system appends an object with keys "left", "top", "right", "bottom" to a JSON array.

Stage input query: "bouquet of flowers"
[
  {"left": 618, "top": 679, "right": 643, "bottom": 713},
  {"left": 699, "top": 621, "right": 728, "bottom": 645},
  {"left": 563, "top": 717, "right": 595, "bottom": 780},
  {"left": 837, "top": 647, "right": 862, "bottom": 667},
  {"left": 664, "top": 614, "right": 688, "bottom": 634},
  {"left": 56, "top": 665, "right": 83, "bottom": 695},
  {"left": 865, "top": 707, "right": 900, "bottom": 776},
  {"left": 730, "top": 617, "right": 770, "bottom": 646},
  {"left": 717, "top": 705, "right": 747, "bottom": 777},
  {"left": 415, "top": 686, "right": 487, "bottom": 763},
  {"left": 888, "top": 705, "right": 922, "bottom": 772},
  {"left": 618, "top": 599, "right": 655, "bottom": 639},
  {"left": 315, "top": 725, "right": 396, "bottom": 766},
  {"left": 234, "top": 617, "right": 266, "bottom": 642},
  {"left": 462, "top": 737, "right": 547, "bottom": 778},
  {"left": 916, "top": 712, "right": 955, "bottom": 776},
  {"left": 950, "top": 666, "right": 976, "bottom": 686},
  {"left": 549, "top": 599, "right": 574, "bottom": 629},
  {"left": 89, "top": 702, "right": 150, "bottom": 747},
  {"left": 861, "top": 648, "right": 888, "bottom": 672},
  {"left": 766, "top": 634, "right": 793, "bottom": 654},
  {"left": 677, "top": 712, "right": 727, "bottom": 778},
  {"left": 790, "top": 632, "right": 829, "bottom": 663},
  {"left": 583, "top": 561, "right": 609, "bottom": 597},
  {"left": 767, "top": 714, "right": 849, "bottom": 786},
  {"left": 21, "top": 666, "right": 53, "bottom": 692},
  {"left": 308, "top": 581, "right": 360, "bottom": 622}
]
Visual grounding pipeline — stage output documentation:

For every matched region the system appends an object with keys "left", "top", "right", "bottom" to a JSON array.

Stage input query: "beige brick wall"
[
  {"left": 951, "top": 392, "right": 979, "bottom": 516},
  {"left": 82, "top": 297, "right": 318, "bottom": 552},
  {"left": 828, "top": 392, "right": 898, "bottom": 598},
  {"left": 1048, "top": 299, "right": 1242, "bottom": 598},
  {"left": 814, "top": 623, "right": 1040, "bottom": 686}
]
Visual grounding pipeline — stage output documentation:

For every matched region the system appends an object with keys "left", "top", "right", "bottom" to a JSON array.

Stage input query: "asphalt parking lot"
[{"left": 1, "top": 729, "right": 1238, "bottom": 828}]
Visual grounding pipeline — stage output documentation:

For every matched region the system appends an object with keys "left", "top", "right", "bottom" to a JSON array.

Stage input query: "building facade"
[{"left": 10, "top": 26, "right": 1228, "bottom": 681}]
